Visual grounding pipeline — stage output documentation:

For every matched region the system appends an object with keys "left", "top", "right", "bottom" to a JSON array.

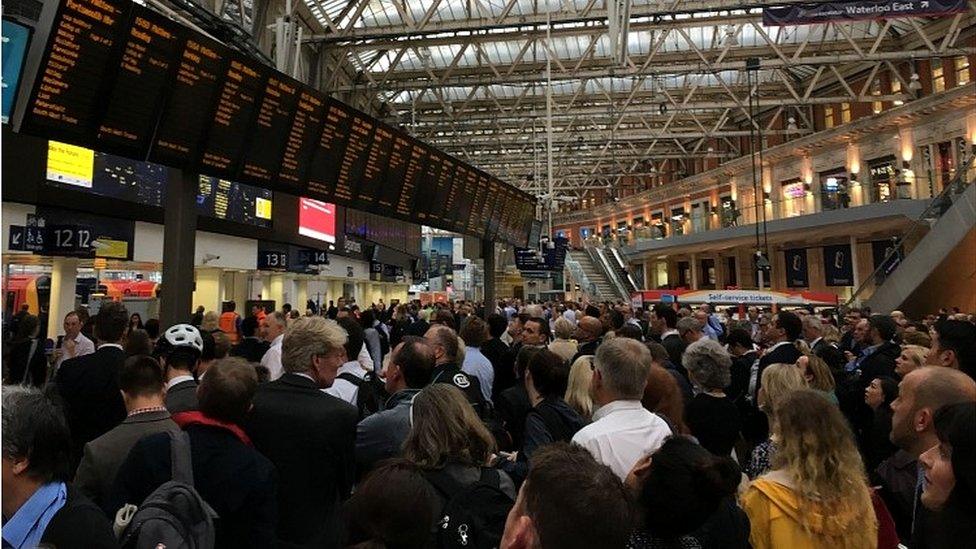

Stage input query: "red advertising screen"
[{"left": 298, "top": 197, "right": 336, "bottom": 243}]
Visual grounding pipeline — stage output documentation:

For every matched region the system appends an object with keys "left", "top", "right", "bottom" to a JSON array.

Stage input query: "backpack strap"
[
  {"left": 477, "top": 467, "right": 502, "bottom": 490},
  {"left": 169, "top": 430, "right": 194, "bottom": 486},
  {"left": 337, "top": 372, "right": 366, "bottom": 387}
]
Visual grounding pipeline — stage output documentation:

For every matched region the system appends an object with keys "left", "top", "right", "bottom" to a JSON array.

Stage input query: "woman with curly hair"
[{"left": 742, "top": 389, "right": 880, "bottom": 549}]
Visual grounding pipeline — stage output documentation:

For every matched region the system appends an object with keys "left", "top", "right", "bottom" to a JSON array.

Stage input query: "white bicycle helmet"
[{"left": 163, "top": 323, "right": 204, "bottom": 352}]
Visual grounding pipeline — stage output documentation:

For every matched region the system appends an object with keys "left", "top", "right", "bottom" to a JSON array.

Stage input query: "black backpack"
[
  {"left": 118, "top": 431, "right": 218, "bottom": 548},
  {"left": 338, "top": 371, "right": 388, "bottom": 419},
  {"left": 424, "top": 468, "right": 514, "bottom": 549}
]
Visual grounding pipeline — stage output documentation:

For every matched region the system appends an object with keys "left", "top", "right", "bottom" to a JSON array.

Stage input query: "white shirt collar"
[
  {"left": 809, "top": 336, "right": 823, "bottom": 348},
  {"left": 294, "top": 372, "right": 316, "bottom": 382},
  {"left": 166, "top": 374, "right": 195, "bottom": 390},
  {"left": 98, "top": 343, "right": 124, "bottom": 350},
  {"left": 661, "top": 329, "right": 679, "bottom": 339},
  {"left": 270, "top": 334, "right": 284, "bottom": 347},
  {"left": 591, "top": 399, "right": 644, "bottom": 422},
  {"left": 767, "top": 340, "right": 794, "bottom": 353}
]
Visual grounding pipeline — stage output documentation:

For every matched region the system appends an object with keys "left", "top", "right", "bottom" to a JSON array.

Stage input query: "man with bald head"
[
  {"left": 570, "top": 316, "right": 604, "bottom": 364},
  {"left": 424, "top": 324, "right": 487, "bottom": 414},
  {"left": 886, "top": 366, "right": 976, "bottom": 545}
]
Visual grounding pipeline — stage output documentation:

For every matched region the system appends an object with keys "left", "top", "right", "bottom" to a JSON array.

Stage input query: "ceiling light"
[
  {"left": 786, "top": 116, "right": 798, "bottom": 133},
  {"left": 908, "top": 73, "right": 922, "bottom": 92},
  {"left": 724, "top": 26, "right": 738, "bottom": 46}
]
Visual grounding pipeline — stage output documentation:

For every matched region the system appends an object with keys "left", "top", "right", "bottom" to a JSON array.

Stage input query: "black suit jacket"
[
  {"left": 41, "top": 486, "right": 117, "bottom": 548},
  {"left": 756, "top": 341, "right": 803, "bottom": 390},
  {"left": 405, "top": 318, "right": 430, "bottom": 337},
  {"left": 6, "top": 338, "right": 48, "bottom": 387},
  {"left": 661, "top": 333, "right": 686, "bottom": 369},
  {"left": 55, "top": 345, "right": 126, "bottom": 464},
  {"left": 481, "top": 337, "right": 515, "bottom": 398},
  {"left": 231, "top": 337, "right": 271, "bottom": 363},
  {"left": 246, "top": 373, "right": 358, "bottom": 548},
  {"left": 165, "top": 378, "right": 199, "bottom": 414}
]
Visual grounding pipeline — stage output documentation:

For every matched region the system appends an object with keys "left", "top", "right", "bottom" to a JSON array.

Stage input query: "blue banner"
[
  {"left": 823, "top": 244, "right": 855, "bottom": 286},
  {"left": 784, "top": 248, "right": 809, "bottom": 288},
  {"left": 763, "top": 0, "right": 968, "bottom": 26}
]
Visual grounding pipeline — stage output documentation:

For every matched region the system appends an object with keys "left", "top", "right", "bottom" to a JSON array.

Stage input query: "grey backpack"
[{"left": 118, "top": 431, "right": 218, "bottom": 549}]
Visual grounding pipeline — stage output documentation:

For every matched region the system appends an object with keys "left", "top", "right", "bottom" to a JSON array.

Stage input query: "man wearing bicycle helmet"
[{"left": 155, "top": 324, "right": 204, "bottom": 413}]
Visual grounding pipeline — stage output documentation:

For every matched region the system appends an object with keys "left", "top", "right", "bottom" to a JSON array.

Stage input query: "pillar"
[
  {"left": 690, "top": 253, "right": 699, "bottom": 290},
  {"left": 482, "top": 238, "right": 495, "bottom": 319},
  {"left": 268, "top": 274, "right": 286, "bottom": 309},
  {"left": 295, "top": 279, "right": 309, "bottom": 312},
  {"left": 160, "top": 170, "right": 197, "bottom": 328},
  {"left": 191, "top": 267, "right": 223, "bottom": 314},
  {"left": 850, "top": 235, "right": 861, "bottom": 298},
  {"left": 47, "top": 257, "right": 79, "bottom": 338}
]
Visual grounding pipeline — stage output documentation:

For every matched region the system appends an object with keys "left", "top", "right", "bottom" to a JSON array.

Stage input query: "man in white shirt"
[
  {"left": 802, "top": 314, "right": 828, "bottom": 354},
  {"left": 326, "top": 317, "right": 367, "bottom": 406},
  {"left": 459, "top": 316, "right": 495, "bottom": 402},
  {"left": 571, "top": 337, "right": 672, "bottom": 480},
  {"left": 53, "top": 311, "right": 95, "bottom": 372},
  {"left": 259, "top": 311, "right": 288, "bottom": 381}
]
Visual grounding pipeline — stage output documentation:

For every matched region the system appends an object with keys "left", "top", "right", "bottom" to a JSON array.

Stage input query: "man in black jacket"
[
  {"left": 743, "top": 311, "right": 803, "bottom": 444},
  {"left": 230, "top": 316, "right": 270, "bottom": 363},
  {"left": 842, "top": 315, "right": 900, "bottom": 444},
  {"left": 55, "top": 301, "right": 128, "bottom": 467},
  {"left": 652, "top": 305, "right": 685, "bottom": 367},
  {"left": 424, "top": 324, "right": 486, "bottom": 412},
  {"left": 482, "top": 313, "right": 515, "bottom": 398},
  {"left": 1, "top": 386, "right": 117, "bottom": 548},
  {"left": 570, "top": 316, "right": 604, "bottom": 364},
  {"left": 246, "top": 317, "right": 358, "bottom": 549},
  {"left": 110, "top": 358, "right": 277, "bottom": 547}
]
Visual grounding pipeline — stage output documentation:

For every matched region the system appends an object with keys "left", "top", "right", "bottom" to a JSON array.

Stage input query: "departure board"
[
  {"left": 395, "top": 139, "right": 428, "bottom": 219},
  {"left": 278, "top": 88, "right": 325, "bottom": 190},
  {"left": 13, "top": 0, "right": 537, "bottom": 246},
  {"left": 240, "top": 75, "right": 300, "bottom": 184},
  {"left": 149, "top": 35, "right": 224, "bottom": 166},
  {"left": 306, "top": 99, "right": 351, "bottom": 200},
  {"left": 199, "top": 54, "right": 266, "bottom": 177},
  {"left": 335, "top": 111, "right": 374, "bottom": 204},
  {"left": 14, "top": 0, "right": 131, "bottom": 142},
  {"left": 94, "top": 5, "right": 181, "bottom": 158},
  {"left": 357, "top": 123, "right": 393, "bottom": 208}
]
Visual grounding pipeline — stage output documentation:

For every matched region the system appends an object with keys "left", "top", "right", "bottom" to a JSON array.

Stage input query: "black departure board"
[
  {"left": 240, "top": 75, "right": 301, "bottom": 184},
  {"left": 13, "top": 0, "right": 536, "bottom": 246},
  {"left": 357, "top": 123, "right": 393, "bottom": 208},
  {"left": 149, "top": 34, "right": 224, "bottom": 167},
  {"left": 94, "top": 5, "right": 181, "bottom": 158},
  {"left": 199, "top": 54, "right": 266, "bottom": 177},
  {"left": 278, "top": 88, "right": 325, "bottom": 190},
  {"left": 14, "top": 0, "right": 131, "bottom": 142},
  {"left": 306, "top": 99, "right": 351, "bottom": 200},
  {"left": 378, "top": 134, "right": 410, "bottom": 211},
  {"left": 395, "top": 139, "right": 428, "bottom": 219},
  {"left": 335, "top": 111, "right": 374, "bottom": 203}
]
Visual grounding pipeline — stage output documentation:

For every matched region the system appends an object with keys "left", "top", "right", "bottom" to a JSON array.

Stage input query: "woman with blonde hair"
[
  {"left": 564, "top": 355, "right": 594, "bottom": 421},
  {"left": 895, "top": 344, "right": 928, "bottom": 378},
  {"left": 548, "top": 316, "right": 579, "bottom": 363},
  {"left": 742, "top": 389, "right": 880, "bottom": 549},
  {"left": 747, "top": 363, "right": 806, "bottom": 478},
  {"left": 403, "top": 383, "right": 516, "bottom": 498},
  {"left": 795, "top": 354, "right": 838, "bottom": 406}
]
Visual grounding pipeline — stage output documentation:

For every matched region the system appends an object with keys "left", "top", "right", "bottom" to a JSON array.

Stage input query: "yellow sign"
[
  {"left": 47, "top": 141, "right": 95, "bottom": 188},
  {"left": 93, "top": 258, "right": 108, "bottom": 270},
  {"left": 95, "top": 238, "right": 129, "bottom": 259},
  {"left": 255, "top": 196, "right": 272, "bottom": 220}
]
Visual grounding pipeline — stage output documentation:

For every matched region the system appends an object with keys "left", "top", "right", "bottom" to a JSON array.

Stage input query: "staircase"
[
  {"left": 567, "top": 249, "right": 625, "bottom": 301},
  {"left": 854, "top": 156, "right": 975, "bottom": 313}
]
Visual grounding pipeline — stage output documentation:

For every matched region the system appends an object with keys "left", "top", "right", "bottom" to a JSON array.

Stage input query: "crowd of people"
[{"left": 2, "top": 296, "right": 975, "bottom": 548}]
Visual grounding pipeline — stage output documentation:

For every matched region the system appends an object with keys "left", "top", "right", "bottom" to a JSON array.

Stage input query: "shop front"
[{"left": 819, "top": 168, "right": 850, "bottom": 210}]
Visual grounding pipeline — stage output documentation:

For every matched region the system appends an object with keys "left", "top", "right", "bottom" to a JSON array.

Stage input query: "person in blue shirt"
[{"left": 1, "top": 386, "right": 117, "bottom": 549}]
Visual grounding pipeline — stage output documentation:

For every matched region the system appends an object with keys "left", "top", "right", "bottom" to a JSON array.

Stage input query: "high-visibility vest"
[{"left": 219, "top": 312, "right": 240, "bottom": 343}]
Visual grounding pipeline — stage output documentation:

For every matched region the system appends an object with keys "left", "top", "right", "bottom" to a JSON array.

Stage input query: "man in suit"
[
  {"left": 230, "top": 315, "right": 270, "bottom": 363},
  {"left": 652, "top": 305, "right": 685, "bottom": 367},
  {"left": 74, "top": 354, "right": 180, "bottom": 508},
  {"left": 802, "top": 314, "right": 830, "bottom": 355},
  {"left": 844, "top": 315, "right": 900, "bottom": 442},
  {"left": 55, "top": 301, "right": 128, "bottom": 466},
  {"left": 482, "top": 313, "right": 515, "bottom": 398},
  {"left": 157, "top": 323, "right": 204, "bottom": 414},
  {"left": 424, "top": 324, "right": 487, "bottom": 413},
  {"left": 752, "top": 310, "right": 803, "bottom": 399},
  {"left": 246, "top": 317, "right": 358, "bottom": 548},
  {"left": 570, "top": 316, "right": 604, "bottom": 364}
]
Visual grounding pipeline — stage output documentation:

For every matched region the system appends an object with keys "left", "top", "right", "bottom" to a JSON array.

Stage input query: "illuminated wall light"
[
  {"left": 967, "top": 112, "right": 976, "bottom": 145},
  {"left": 899, "top": 127, "right": 914, "bottom": 162},
  {"left": 847, "top": 142, "right": 861, "bottom": 176}
]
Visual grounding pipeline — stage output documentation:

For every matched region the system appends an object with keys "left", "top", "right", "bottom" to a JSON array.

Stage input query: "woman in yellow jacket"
[{"left": 741, "top": 389, "right": 878, "bottom": 549}]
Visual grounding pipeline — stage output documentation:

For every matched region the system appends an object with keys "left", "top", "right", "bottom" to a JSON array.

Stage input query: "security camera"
[{"left": 202, "top": 253, "right": 221, "bottom": 264}]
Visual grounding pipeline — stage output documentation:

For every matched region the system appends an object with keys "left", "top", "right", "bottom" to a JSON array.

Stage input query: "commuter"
[
  {"left": 862, "top": 375, "right": 900, "bottom": 474},
  {"left": 482, "top": 313, "right": 515, "bottom": 398},
  {"left": 143, "top": 318, "right": 160, "bottom": 347},
  {"left": 677, "top": 316, "right": 704, "bottom": 346},
  {"left": 156, "top": 323, "right": 204, "bottom": 414},
  {"left": 258, "top": 310, "right": 287, "bottom": 381},
  {"left": 547, "top": 316, "right": 578, "bottom": 363},
  {"left": 802, "top": 314, "right": 830, "bottom": 354},
  {"left": 917, "top": 402, "right": 976, "bottom": 548},
  {"left": 4, "top": 314, "right": 47, "bottom": 387},
  {"left": 218, "top": 301, "right": 241, "bottom": 344},
  {"left": 499, "top": 442, "right": 632, "bottom": 549},
  {"left": 886, "top": 366, "right": 976, "bottom": 546},
  {"left": 460, "top": 316, "right": 495, "bottom": 402},
  {"left": 230, "top": 315, "right": 270, "bottom": 363},
  {"left": 742, "top": 389, "right": 881, "bottom": 549},
  {"left": 342, "top": 459, "right": 438, "bottom": 549},
  {"left": 55, "top": 301, "right": 128, "bottom": 464},
  {"left": 52, "top": 310, "right": 95, "bottom": 373},
  {"left": 725, "top": 327, "right": 758, "bottom": 407},
  {"left": 73, "top": 355, "right": 179, "bottom": 509},
  {"left": 246, "top": 316, "right": 358, "bottom": 548},
  {"left": 746, "top": 363, "right": 806, "bottom": 479},
  {"left": 425, "top": 324, "right": 487, "bottom": 411},
  {"left": 190, "top": 305, "right": 205, "bottom": 327},
  {"left": 754, "top": 311, "right": 803, "bottom": 395},
  {"left": 2, "top": 387, "right": 117, "bottom": 548},
  {"left": 569, "top": 315, "right": 603, "bottom": 364},
  {"left": 201, "top": 311, "right": 220, "bottom": 333},
  {"left": 128, "top": 312, "right": 144, "bottom": 332},
  {"left": 197, "top": 330, "right": 231, "bottom": 380},
  {"left": 356, "top": 336, "right": 435, "bottom": 474},
  {"left": 895, "top": 344, "right": 929, "bottom": 378},
  {"left": 496, "top": 346, "right": 542, "bottom": 450},
  {"left": 928, "top": 319, "right": 976, "bottom": 379},
  {"left": 627, "top": 437, "right": 748, "bottom": 549},
  {"left": 497, "top": 349, "right": 584, "bottom": 484},
  {"left": 110, "top": 358, "right": 276, "bottom": 547},
  {"left": 795, "top": 353, "right": 838, "bottom": 405},
  {"left": 841, "top": 315, "right": 901, "bottom": 447},
  {"left": 571, "top": 337, "right": 671, "bottom": 480},
  {"left": 564, "top": 355, "right": 594, "bottom": 421},
  {"left": 641, "top": 362, "right": 690, "bottom": 435},
  {"left": 360, "top": 309, "right": 385, "bottom": 371},
  {"left": 683, "top": 338, "right": 741, "bottom": 456},
  {"left": 123, "top": 328, "right": 152, "bottom": 357},
  {"left": 325, "top": 317, "right": 368, "bottom": 407}
]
